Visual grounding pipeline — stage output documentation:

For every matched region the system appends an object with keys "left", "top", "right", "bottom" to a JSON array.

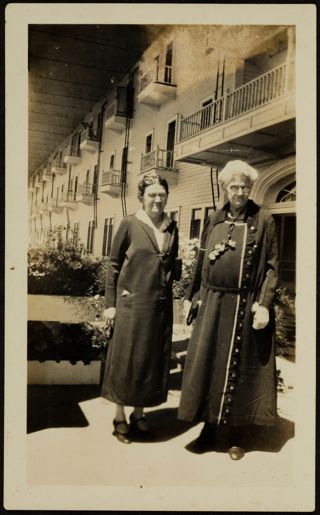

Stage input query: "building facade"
[{"left": 28, "top": 24, "right": 296, "bottom": 293}]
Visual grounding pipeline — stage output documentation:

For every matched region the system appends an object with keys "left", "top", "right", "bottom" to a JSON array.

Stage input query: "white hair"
[{"left": 219, "top": 160, "right": 258, "bottom": 187}]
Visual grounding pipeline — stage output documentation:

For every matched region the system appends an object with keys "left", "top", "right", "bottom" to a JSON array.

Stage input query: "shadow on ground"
[
  {"left": 27, "top": 385, "right": 101, "bottom": 434},
  {"left": 183, "top": 417, "right": 295, "bottom": 455},
  {"left": 133, "top": 407, "right": 195, "bottom": 443}
]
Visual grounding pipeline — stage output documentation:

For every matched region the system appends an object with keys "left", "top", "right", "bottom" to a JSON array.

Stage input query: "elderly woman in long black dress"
[
  {"left": 101, "top": 174, "right": 180, "bottom": 443},
  {"left": 178, "top": 160, "right": 278, "bottom": 460}
]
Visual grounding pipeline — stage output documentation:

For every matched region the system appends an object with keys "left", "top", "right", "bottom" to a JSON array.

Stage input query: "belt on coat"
[{"left": 201, "top": 282, "right": 260, "bottom": 294}]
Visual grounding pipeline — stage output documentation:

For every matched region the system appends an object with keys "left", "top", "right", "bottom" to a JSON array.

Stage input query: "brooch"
[{"left": 209, "top": 238, "right": 236, "bottom": 262}]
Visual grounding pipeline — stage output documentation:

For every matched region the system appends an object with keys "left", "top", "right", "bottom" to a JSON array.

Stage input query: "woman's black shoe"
[
  {"left": 129, "top": 413, "right": 154, "bottom": 440},
  {"left": 112, "top": 419, "right": 131, "bottom": 444},
  {"left": 185, "top": 423, "right": 217, "bottom": 454}
]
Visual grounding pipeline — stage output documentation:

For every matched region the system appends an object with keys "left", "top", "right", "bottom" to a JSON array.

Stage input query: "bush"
[
  {"left": 28, "top": 321, "right": 109, "bottom": 363},
  {"left": 28, "top": 236, "right": 108, "bottom": 296},
  {"left": 173, "top": 238, "right": 199, "bottom": 299}
]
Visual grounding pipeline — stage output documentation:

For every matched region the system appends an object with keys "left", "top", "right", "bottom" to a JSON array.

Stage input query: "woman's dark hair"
[{"left": 137, "top": 174, "right": 169, "bottom": 198}]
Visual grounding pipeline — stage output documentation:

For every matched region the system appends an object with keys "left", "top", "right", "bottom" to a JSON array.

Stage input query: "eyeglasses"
[{"left": 228, "top": 185, "right": 250, "bottom": 194}]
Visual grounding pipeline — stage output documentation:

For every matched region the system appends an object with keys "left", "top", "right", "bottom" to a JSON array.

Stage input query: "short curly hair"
[
  {"left": 137, "top": 174, "right": 169, "bottom": 199},
  {"left": 219, "top": 160, "right": 258, "bottom": 187}
]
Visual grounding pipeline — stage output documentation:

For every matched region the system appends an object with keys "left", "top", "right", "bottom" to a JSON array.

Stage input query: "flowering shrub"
[
  {"left": 274, "top": 287, "right": 295, "bottom": 356},
  {"left": 28, "top": 238, "right": 108, "bottom": 296},
  {"left": 173, "top": 238, "right": 200, "bottom": 299}
]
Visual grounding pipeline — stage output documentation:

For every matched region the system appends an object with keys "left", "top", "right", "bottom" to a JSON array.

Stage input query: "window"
[
  {"left": 154, "top": 55, "right": 160, "bottom": 82},
  {"left": 164, "top": 42, "right": 173, "bottom": 83},
  {"left": 189, "top": 206, "right": 215, "bottom": 239},
  {"left": 51, "top": 174, "right": 55, "bottom": 198},
  {"left": 201, "top": 98, "right": 213, "bottom": 130},
  {"left": 102, "top": 217, "right": 114, "bottom": 256},
  {"left": 85, "top": 169, "right": 90, "bottom": 185},
  {"left": 145, "top": 133, "right": 153, "bottom": 154},
  {"left": 166, "top": 120, "right": 176, "bottom": 168},
  {"left": 276, "top": 181, "right": 296, "bottom": 203},
  {"left": 41, "top": 180, "right": 45, "bottom": 202},
  {"left": 73, "top": 222, "right": 79, "bottom": 247},
  {"left": 204, "top": 206, "right": 214, "bottom": 223},
  {"left": 274, "top": 214, "right": 296, "bottom": 292},
  {"left": 73, "top": 176, "right": 78, "bottom": 200},
  {"left": 109, "top": 154, "right": 115, "bottom": 170},
  {"left": 87, "top": 220, "right": 95, "bottom": 254},
  {"left": 190, "top": 208, "right": 202, "bottom": 239}
]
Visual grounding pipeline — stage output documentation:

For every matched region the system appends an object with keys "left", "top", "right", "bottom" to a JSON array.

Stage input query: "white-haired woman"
[{"left": 178, "top": 160, "right": 278, "bottom": 460}]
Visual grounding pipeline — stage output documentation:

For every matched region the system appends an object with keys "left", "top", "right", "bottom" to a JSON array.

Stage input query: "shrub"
[
  {"left": 173, "top": 238, "right": 199, "bottom": 299},
  {"left": 28, "top": 235, "right": 108, "bottom": 296}
]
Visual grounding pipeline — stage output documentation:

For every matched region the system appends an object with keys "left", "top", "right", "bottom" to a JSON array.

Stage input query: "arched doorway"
[{"left": 251, "top": 156, "right": 296, "bottom": 294}]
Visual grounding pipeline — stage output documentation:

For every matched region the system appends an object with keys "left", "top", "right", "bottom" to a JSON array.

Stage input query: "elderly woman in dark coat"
[
  {"left": 178, "top": 160, "right": 278, "bottom": 460},
  {"left": 101, "top": 174, "right": 180, "bottom": 443}
]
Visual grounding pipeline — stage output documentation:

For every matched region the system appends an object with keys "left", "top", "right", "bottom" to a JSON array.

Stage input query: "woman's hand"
[
  {"left": 103, "top": 307, "right": 116, "bottom": 328},
  {"left": 251, "top": 303, "right": 269, "bottom": 330}
]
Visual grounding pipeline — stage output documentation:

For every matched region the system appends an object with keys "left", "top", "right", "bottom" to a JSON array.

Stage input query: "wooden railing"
[
  {"left": 140, "top": 146, "right": 175, "bottom": 173},
  {"left": 140, "top": 63, "right": 174, "bottom": 92},
  {"left": 178, "top": 63, "right": 289, "bottom": 142},
  {"left": 105, "top": 101, "right": 117, "bottom": 120},
  {"left": 78, "top": 183, "right": 95, "bottom": 196},
  {"left": 80, "top": 127, "right": 98, "bottom": 143},
  {"left": 64, "top": 142, "right": 80, "bottom": 157},
  {"left": 101, "top": 170, "right": 122, "bottom": 186},
  {"left": 52, "top": 155, "right": 65, "bottom": 168}
]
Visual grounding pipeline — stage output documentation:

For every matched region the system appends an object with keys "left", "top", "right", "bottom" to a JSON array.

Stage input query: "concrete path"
[{"left": 27, "top": 357, "right": 295, "bottom": 492}]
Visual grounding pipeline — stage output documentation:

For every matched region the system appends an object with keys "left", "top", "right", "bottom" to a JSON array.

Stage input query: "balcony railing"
[
  {"left": 105, "top": 102, "right": 117, "bottom": 120},
  {"left": 141, "top": 146, "right": 175, "bottom": 173},
  {"left": 101, "top": 170, "right": 122, "bottom": 186},
  {"left": 64, "top": 143, "right": 80, "bottom": 157},
  {"left": 80, "top": 127, "right": 98, "bottom": 143},
  {"left": 178, "top": 63, "right": 289, "bottom": 142},
  {"left": 77, "top": 183, "right": 95, "bottom": 204},
  {"left": 140, "top": 63, "right": 174, "bottom": 92}
]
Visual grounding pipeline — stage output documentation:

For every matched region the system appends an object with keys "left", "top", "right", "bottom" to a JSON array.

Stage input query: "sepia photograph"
[{"left": 5, "top": 3, "right": 316, "bottom": 511}]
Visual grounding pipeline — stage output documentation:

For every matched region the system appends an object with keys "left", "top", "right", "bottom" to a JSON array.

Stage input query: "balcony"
[
  {"left": 104, "top": 87, "right": 133, "bottom": 131},
  {"left": 42, "top": 168, "right": 53, "bottom": 182},
  {"left": 51, "top": 157, "right": 66, "bottom": 175},
  {"left": 140, "top": 146, "right": 178, "bottom": 186},
  {"left": 63, "top": 144, "right": 81, "bottom": 165},
  {"left": 175, "top": 63, "right": 295, "bottom": 167},
  {"left": 101, "top": 170, "right": 122, "bottom": 196},
  {"left": 79, "top": 128, "right": 99, "bottom": 152},
  {"left": 60, "top": 192, "right": 78, "bottom": 210},
  {"left": 77, "top": 183, "right": 95, "bottom": 205},
  {"left": 137, "top": 63, "right": 176, "bottom": 106}
]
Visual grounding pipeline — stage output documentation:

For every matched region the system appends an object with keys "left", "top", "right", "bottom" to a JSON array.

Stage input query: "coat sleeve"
[
  {"left": 258, "top": 214, "right": 279, "bottom": 309},
  {"left": 184, "top": 214, "right": 212, "bottom": 301},
  {"left": 104, "top": 218, "right": 130, "bottom": 308}
]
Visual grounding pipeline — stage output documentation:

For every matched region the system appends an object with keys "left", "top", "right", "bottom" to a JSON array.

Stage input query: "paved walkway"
[{"left": 27, "top": 355, "right": 295, "bottom": 494}]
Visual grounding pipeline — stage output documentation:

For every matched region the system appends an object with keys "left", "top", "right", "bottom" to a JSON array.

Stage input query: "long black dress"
[
  {"left": 178, "top": 200, "right": 278, "bottom": 427},
  {"left": 101, "top": 213, "right": 179, "bottom": 407}
]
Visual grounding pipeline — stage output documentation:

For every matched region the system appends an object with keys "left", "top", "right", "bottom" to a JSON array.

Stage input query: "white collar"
[{"left": 135, "top": 209, "right": 171, "bottom": 232}]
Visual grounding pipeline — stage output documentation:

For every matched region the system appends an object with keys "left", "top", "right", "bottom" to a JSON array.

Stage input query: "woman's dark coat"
[
  {"left": 178, "top": 200, "right": 279, "bottom": 427},
  {"left": 101, "top": 214, "right": 179, "bottom": 407}
]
